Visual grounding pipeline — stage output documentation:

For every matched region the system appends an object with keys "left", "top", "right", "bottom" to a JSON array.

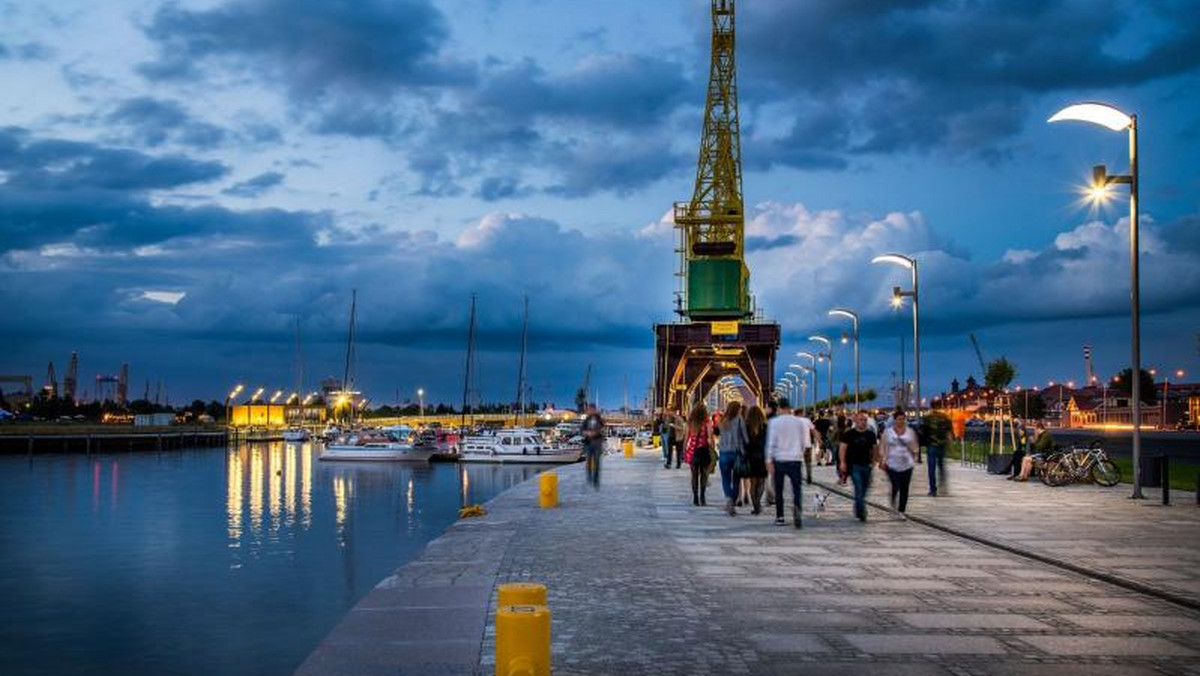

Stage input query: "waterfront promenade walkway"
[{"left": 297, "top": 448, "right": 1200, "bottom": 676}]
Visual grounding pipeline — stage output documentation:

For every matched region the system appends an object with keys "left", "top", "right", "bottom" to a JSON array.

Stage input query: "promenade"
[{"left": 297, "top": 447, "right": 1200, "bottom": 676}]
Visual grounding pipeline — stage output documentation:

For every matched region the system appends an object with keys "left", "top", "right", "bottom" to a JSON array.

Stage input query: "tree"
[
  {"left": 1113, "top": 368, "right": 1157, "bottom": 405},
  {"left": 985, "top": 357, "right": 1016, "bottom": 391}
]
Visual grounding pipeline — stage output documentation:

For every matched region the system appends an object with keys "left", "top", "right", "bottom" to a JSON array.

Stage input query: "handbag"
[{"left": 733, "top": 451, "right": 749, "bottom": 478}]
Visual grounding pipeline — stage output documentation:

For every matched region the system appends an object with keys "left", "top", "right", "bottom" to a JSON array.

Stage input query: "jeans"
[
  {"left": 772, "top": 461, "right": 803, "bottom": 520},
  {"left": 886, "top": 467, "right": 913, "bottom": 513},
  {"left": 662, "top": 434, "right": 673, "bottom": 465},
  {"left": 849, "top": 464, "right": 873, "bottom": 520},
  {"left": 584, "top": 444, "right": 603, "bottom": 489},
  {"left": 926, "top": 445, "right": 945, "bottom": 495},
  {"left": 718, "top": 451, "right": 739, "bottom": 499}
]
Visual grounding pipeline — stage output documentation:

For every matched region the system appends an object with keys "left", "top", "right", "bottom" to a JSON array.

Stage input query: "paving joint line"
[{"left": 810, "top": 477, "right": 1200, "bottom": 615}]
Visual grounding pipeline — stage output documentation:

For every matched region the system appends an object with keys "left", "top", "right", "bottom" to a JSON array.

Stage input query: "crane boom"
[{"left": 970, "top": 333, "right": 986, "bottom": 376}]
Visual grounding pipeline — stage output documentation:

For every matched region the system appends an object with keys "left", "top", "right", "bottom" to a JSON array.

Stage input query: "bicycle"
[{"left": 1041, "top": 441, "right": 1120, "bottom": 487}]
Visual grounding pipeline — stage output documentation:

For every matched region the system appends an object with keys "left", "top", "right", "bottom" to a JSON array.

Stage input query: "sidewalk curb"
[{"left": 812, "top": 478, "right": 1200, "bottom": 614}]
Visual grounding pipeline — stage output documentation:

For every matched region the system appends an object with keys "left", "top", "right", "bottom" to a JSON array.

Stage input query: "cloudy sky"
[{"left": 2, "top": 0, "right": 1199, "bottom": 407}]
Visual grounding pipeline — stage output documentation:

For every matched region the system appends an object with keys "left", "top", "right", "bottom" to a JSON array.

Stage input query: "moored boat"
[
  {"left": 282, "top": 427, "right": 311, "bottom": 442},
  {"left": 459, "top": 429, "right": 582, "bottom": 464},
  {"left": 319, "top": 430, "right": 434, "bottom": 462}
]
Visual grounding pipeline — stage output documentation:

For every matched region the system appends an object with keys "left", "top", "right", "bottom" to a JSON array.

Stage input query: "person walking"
[
  {"left": 581, "top": 405, "right": 605, "bottom": 490},
  {"left": 766, "top": 397, "right": 815, "bottom": 528},
  {"left": 662, "top": 410, "right": 675, "bottom": 469},
  {"left": 921, "top": 410, "right": 952, "bottom": 496},
  {"left": 684, "top": 403, "right": 714, "bottom": 506},
  {"left": 717, "top": 401, "right": 749, "bottom": 516},
  {"left": 743, "top": 405, "right": 769, "bottom": 515},
  {"left": 880, "top": 410, "right": 918, "bottom": 514},
  {"left": 672, "top": 412, "right": 686, "bottom": 468},
  {"left": 839, "top": 411, "right": 878, "bottom": 522}
]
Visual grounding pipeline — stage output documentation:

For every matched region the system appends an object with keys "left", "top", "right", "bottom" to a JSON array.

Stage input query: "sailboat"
[
  {"left": 321, "top": 291, "right": 432, "bottom": 462},
  {"left": 458, "top": 296, "right": 582, "bottom": 464}
]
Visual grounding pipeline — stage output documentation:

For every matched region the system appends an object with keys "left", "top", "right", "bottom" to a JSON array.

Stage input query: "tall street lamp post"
[
  {"left": 809, "top": 335, "right": 834, "bottom": 411},
  {"left": 417, "top": 388, "right": 426, "bottom": 420},
  {"left": 796, "top": 352, "right": 818, "bottom": 413},
  {"left": 873, "top": 253, "right": 920, "bottom": 420},
  {"left": 829, "top": 308, "right": 860, "bottom": 412},
  {"left": 1049, "top": 101, "right": 1143, "bottom": 498},
  {"left": 783, "top": 372, "right": 800, "bottom": 408}
]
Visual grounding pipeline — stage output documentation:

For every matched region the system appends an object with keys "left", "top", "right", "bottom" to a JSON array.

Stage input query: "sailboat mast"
[
  {"left": 294, "top": 316, "right": 305, "bottom": 397},
  {"left": 342, "top": 290, "right": 357, "bottom": 393},
  {"left": 515, "top": 295, "right": 529, "bottom": 417},
  {"left": 461, "top": 293, "right": 477, "bottom": 430}
]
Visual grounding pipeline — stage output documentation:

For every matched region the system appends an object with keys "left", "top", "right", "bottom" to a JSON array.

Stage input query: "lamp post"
[
  {"left": 796, "top": 367, "right": 811, "bottom": 413},
  {"left": 783, "top": 372, "right": 799, "bottom": 406},
  {"left": 1049, "top": 101, "right": 1144, "bottom": 498},
  {"left": 269, "top": 390, "right": 282, "bottom": 428},
  {"left": 795, "top": 353, "right": 818, "bottom": 413},
  {"left": 417, "top": 388, "right": 426, "bottom": 420},
  {"left": 873, "top": 253, "right": 920, "bottom": 420},
  {"left": 225, "top": 383, "right": 244, "bottom": 428},
  {"left": 829, "top": 308, "right": 860, "bottom": 412},
  {"left": 809, "top": 335, "right": 834, "bottom": 411}
]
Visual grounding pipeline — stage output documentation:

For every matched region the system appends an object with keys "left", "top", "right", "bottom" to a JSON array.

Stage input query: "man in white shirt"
[{"left": 765, "top": 397, "right": 817, "bottom": 528}]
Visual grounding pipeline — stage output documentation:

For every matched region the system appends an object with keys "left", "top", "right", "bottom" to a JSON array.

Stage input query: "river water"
[{"left": 0, "top": 443, "right": 547, "bottom": 676}]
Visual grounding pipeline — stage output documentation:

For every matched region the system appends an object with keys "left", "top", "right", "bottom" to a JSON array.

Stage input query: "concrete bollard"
[
  {"left": 498, "top": 582, "right": 547, "bottom": 607},
  {"left": 538, "top": 473, "right": 558, "bottom": 509},
  {"left": 623, "top": 439, "right": 634, "bottom": 458},
  {"left": 495, "top": 604, "right": 550, "bottom": 676}
]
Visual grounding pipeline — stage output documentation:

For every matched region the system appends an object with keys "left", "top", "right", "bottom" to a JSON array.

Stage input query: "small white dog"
[{"left": 810, "top": 492, "right": 828, "bottom": 518}]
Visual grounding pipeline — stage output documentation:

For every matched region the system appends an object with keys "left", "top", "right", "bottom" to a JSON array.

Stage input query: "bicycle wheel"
[
  {"left": 1091, "top": 459, "right": 1121, "bottom": 487},
  {"left": 1042, "top": 459, "right": 1069, "bottom": 486}
]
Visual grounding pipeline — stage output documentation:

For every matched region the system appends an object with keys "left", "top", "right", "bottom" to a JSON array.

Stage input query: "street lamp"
[
  {"left": 809, "top": 335, "right": 834, "bottom": 411},
  {"left": 225, "top": 383, "right": 244, "bottom": 427},
  {"left": 829, "top": 308, "right": 860, "bottom": 412},
  {"left": 269, "top": 390, "right": 282, "bottom": 428},
  {"left": 795, "top": 352, "right": 818, "bottom": 413},
  {"left": 1050, "top": 101, "right": 1142, "bottom": 497},
  {"left": 873, "top": 253, "right": 920, "bottom": 420},
  {"left": 417, "top": 387, "right": 426, "bottom": 420}
]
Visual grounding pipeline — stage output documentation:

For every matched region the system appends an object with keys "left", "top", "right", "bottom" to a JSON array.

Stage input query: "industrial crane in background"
[
  {"left": 575, "top": 364, "right": 592, "bottom": 413},
  {"left": 970, "top": 333, "right": 987, "bottom": 378}
]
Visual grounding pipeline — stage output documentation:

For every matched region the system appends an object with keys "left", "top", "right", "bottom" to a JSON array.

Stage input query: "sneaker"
[
  {"left": 774, "top": 517, "right": 785, "bottom": 525},
  {"left": 927, "top": 491, "right": 937, "bottom": 497}
]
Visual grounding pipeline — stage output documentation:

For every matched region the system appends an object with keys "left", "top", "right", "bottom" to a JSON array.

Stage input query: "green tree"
[
  {"left": 985, "top": 357, "right": 1017, "bottom": 390},
  {"left": 1114, "top": 368, "right": 1157, "bottom": 405}
]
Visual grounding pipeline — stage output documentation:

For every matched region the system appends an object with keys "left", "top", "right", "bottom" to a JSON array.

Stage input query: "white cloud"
[{"left": 140, "top": 290, "right": 186, "bottom": 305}]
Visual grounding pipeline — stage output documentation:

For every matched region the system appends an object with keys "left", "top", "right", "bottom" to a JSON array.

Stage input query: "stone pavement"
[
  {"left": 810, "top": 457, "right": 1200, "bottom": 607},
  {"left": 298, "top": 447, "right": 1200, "bottom": 676}
]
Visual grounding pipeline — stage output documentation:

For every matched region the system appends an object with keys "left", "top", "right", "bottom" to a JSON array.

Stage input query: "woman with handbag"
[
  {"left": 684, "top": 403, "right": 714, "bottom": 506},
  {"left": 717, "top": 401, "right": 749, "bottom": 516}
]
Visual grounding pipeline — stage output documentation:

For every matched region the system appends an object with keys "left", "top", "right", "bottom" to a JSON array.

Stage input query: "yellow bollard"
[
  {"left": 538, "top": 473, "right": 558, "bottom": 509},
  {"left": 652, "top": 434, "right": 660, "bottom": 448},
  {"left": 498, "top": 582, "right": 547, "bottom": 607},
  {"left": 496, "top": 605, "right": 550, "bottom": 676},
  {"left": 623, "top": 439, "right": 634, "bottom": 457}
]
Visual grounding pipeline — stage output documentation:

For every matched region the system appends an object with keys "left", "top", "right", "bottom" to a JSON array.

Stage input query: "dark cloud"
[
  {"left": 738, "top": 0, "right": 1200, "bottom": 165},
  {"left": 0, "top": 126, "right": 228, "bottom": 192},
  {"left": 475, "top": 176, "right": 532, "bottom": 202},
  {"left": 139, "top": 0, "right": 472, "bottom": 98},
  {"left": 105, "top": 97, "right": 229, "bottom": 149},
  {"left": 0, "top": 41, "right": 52, "bottom": 61},
  {"left": 223, "top": 171, "right": 285, "bottom": 198}
]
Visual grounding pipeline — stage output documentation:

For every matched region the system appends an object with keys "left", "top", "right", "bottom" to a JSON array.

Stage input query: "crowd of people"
[{"left": 653, "top": 400, "right": 955, "bottom": 527}]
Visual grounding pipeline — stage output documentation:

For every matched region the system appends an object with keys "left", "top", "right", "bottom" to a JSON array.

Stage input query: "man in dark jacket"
[{"left": 581, "top": 405, "right": 605, "bottom": 490}]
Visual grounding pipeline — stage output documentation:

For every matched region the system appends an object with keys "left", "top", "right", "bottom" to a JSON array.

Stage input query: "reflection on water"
[{"left": 0, "top": 444, "right": 552, "bottom": 676}]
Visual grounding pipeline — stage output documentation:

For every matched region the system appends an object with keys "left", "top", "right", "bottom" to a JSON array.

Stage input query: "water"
[{"left": 0, "top": 444, "right": 547, "bottom": 676}]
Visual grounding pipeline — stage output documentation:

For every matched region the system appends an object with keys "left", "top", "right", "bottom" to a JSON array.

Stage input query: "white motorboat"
[
  {"left": 282, "top": 427, "right": 311, "bottom": 442},
  {"left": 459, "top": 429, "right": 582, "bottom": 464},
  {"left": 319, "top": 432, "right": 435, "bottom": 462}
]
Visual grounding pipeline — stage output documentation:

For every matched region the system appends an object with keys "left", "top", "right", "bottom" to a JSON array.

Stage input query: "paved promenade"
[{"left": 298, "top": 447, "right": 1200, "bottom": 676}]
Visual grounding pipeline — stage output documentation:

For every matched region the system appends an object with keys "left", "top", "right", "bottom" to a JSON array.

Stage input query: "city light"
[{"left": 1048, "top": 102, "right": 1133, "bottom": 131}]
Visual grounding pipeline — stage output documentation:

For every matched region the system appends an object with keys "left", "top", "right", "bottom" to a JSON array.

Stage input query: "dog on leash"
[{"left": 810, "top": 492, "right": 828, "bottom": 518}]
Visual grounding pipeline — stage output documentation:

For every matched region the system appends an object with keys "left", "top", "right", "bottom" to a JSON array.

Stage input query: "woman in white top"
[{"left": 878, "top": 410, "right": 918, "bottom": 513}]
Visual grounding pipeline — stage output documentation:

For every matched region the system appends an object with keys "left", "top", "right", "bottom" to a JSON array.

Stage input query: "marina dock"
[
  {"left": 296, "top": 446, "right": 1200, "bottom": 676},
  {"left": 0, "top": 426, "right": 228, "bottom": 453}
]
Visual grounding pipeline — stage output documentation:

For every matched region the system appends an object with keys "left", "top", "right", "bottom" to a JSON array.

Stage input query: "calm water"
[{"left": 0, "top": 444, "right": 546, "bottom": 676}]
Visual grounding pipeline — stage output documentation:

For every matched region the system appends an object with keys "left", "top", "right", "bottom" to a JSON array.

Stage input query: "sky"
[{"left": 2, "top": 0, "right": 1200, "bottom": 408}]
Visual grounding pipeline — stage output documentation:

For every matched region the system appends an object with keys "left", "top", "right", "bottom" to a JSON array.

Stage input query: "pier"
[
  {"left": 297, "top": 445, "right": 1200, "bottom": 676},
  {"left": 0, "top": 425, "right": 228, "bottom": 454}
]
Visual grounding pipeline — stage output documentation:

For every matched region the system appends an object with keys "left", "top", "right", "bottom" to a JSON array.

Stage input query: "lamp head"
[
  {"left": 890, "top": 287, "right": 904, "bottom": 309},
  {"left": 872, "top": 253, "right": 915, "bottom": 270},
  {"left": 1048, "top": 103, "right": 1133, "bottom": 131}
]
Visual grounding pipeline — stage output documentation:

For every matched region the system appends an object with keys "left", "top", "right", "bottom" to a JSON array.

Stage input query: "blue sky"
[{"left": 2, "top": 0, "right": 1199, "bottom": 407}]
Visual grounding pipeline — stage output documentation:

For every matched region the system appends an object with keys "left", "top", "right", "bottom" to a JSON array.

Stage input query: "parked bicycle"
[{"left": 1040, "top": 441, "right": 1121, "bottom": 487}]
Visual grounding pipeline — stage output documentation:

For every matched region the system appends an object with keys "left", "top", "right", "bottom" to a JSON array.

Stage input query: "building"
[{"left": 230, "top": 404, "right": 326, "bottom": 428}]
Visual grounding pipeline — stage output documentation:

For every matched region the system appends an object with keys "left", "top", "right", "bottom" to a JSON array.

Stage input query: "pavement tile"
[
  {"left": 844, "top": 633, "right": 1009, "bottom": 654},
  {"left": 1016, "top": 634, "right": 1198, "bottom": 656},
  {"left": 897, "top": 612, "right": 1052, "bottom": 630},
  {"left": 1057, "top": 614, "right": 1200, "bottom": 632}
]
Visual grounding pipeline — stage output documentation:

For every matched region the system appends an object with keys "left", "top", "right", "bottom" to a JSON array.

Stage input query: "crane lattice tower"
[{"left": 654, "top": 0, "right": 778, "bottom": 413}]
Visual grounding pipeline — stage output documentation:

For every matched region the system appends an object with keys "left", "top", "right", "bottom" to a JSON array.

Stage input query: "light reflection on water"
[{"left": 0, "top": 444, "right": 551, "bottom": 676}]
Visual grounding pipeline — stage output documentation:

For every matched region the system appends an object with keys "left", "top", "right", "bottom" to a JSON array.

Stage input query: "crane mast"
[{"left": 675, "top": 0, "right": 749, "bottom": 320}]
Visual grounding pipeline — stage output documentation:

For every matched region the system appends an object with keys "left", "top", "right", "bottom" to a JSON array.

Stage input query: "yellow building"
[{"left": 230, "top": 404, "right": 325, "bottom": 428}]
